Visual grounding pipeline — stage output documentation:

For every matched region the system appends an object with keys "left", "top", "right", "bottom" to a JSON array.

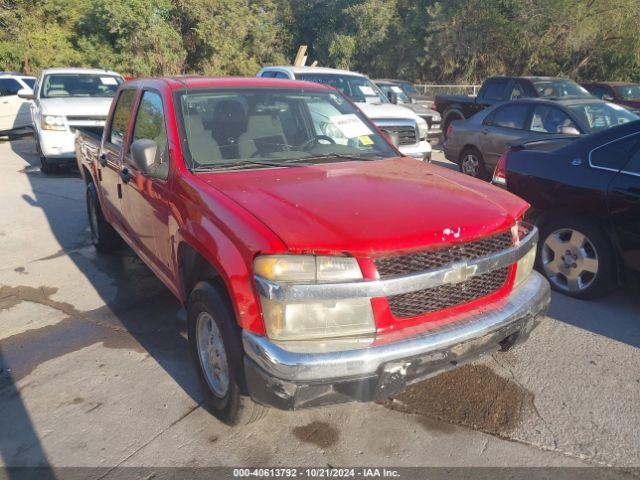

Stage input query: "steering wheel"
[{"left": 301, "top": 135, "right": 336, "bottom": 149}]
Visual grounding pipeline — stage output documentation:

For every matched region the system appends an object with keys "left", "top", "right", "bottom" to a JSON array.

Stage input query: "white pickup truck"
[
  {"left": 19, "top": 67, "right": 123, "bottom": 173},
  {"left": 257, "top": 66, "right": 432, "bottom": 162}
]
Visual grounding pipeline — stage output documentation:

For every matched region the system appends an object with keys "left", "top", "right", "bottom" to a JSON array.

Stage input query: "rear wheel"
[
  {"left": 188, "top": 281, "right": 268, "bottom": 426},
  {"left": 86, "top": 182, "right": 123, "bottom": 253},
  {"left": 538, "top": 218, "right": 614, "bottom": 299},
  {"left": 459, "top": 147, "right": 487, "bottom": 179}
]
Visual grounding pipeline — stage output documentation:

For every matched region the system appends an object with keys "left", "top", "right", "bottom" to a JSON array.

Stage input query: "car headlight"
[
  {"left": 41, "top": 115, "right": 66, "bottom": 131},
  {"left": 254, "top": 255, "right": 375, "bottom": 341},
  {"left": 416, "top": 118, "right": 428, "bottom": 140},
  {"left": 512, "top": 223, "right": 537, "bottom": 289}
]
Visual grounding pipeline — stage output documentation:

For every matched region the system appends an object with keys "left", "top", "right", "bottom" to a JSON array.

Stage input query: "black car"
[
  {"left": 493, "top": 120, "right": 640, "bottom": 298},
  {"left": 376, "top": 78, "right": 431, "bottom": 104}
]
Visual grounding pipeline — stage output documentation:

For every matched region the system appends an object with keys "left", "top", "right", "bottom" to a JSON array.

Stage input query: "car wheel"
[
  {"left": 35, "top": 136, "right": 54, "bottom": 174},
  {"left": 86, "top": 182, "right": 123, "bottom": 253},
  {"left": 538, "top": 218, "right": 614, "bottom": 299},
  {"left": 188, "top": 281, "right": 268, "bottom": 426},
  {"left": 459, "top": 147, "right": 487, "bottom": 179}
]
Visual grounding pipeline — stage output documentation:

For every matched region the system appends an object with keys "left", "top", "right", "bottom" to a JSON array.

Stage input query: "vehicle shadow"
[
  {"left": 2, "top": 137, "right": 202, "bottom": 469},
  {"left": 547, "top": 284, "right": 640, "bottom": 348}
]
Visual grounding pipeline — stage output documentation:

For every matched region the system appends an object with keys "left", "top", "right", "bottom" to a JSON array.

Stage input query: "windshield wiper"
[
  {"left": 191, "top": 159, "right": 307, "bottom": 172},
  {"left": 298, "top": 153, "right": 385, "bottom": 162}
]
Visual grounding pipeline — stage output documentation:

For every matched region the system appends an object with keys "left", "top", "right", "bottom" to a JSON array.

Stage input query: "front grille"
[
  {"left": 375, "top": 231, "right": 513, "bottom": 279},
  {"left": 387, "top": 267, "right": 509, "bottom": 318},
  {"left": 380, "top": 125, "right": 417, "bottom": 145},
  {"left": 374, "top": 230, "right": 514, "bottom": 318}
]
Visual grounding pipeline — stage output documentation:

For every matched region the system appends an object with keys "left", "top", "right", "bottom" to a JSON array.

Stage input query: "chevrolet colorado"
[{"left": 75, "top": 77, "right": 550, "bottom": 426}]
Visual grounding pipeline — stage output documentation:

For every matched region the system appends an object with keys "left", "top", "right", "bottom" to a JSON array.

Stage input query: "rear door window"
[
  {"left": 590, "top": 134, "right": 640, "bottom": 171},
  {"left": 491, "top": 104, "right": 530, "bottom": 129},
  {"left": 109, "top": 89, "right": 137, "bottom": 148}
]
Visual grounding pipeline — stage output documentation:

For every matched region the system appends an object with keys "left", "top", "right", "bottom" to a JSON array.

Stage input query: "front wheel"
[
  {"left": 538, "top": 218, "right": 614, "bottom": 299},
  {"left": 188, "top": 281, "right": 268, "bottom": 426}
]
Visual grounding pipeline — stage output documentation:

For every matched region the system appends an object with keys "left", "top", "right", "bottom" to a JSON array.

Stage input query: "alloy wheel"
[
  {"left": 461, "top": 154, "right": 479, "bottom": 177},
  {"left": 196, "top": 311, "right": 230, "bottom": 398},
  {"left": 541, "top": 228, "right": 599, "bottom": 293}
]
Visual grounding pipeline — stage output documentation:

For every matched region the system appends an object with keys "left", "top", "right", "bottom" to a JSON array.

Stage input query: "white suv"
[
  {"left": 19, "top": 68, "right": 123, "bottom": 173},
  {"left": 257, "top": 66, "right": 432, "bottom": 162},
  {"left": 0, "top": 72, "right": 36, "bottom": 133}
]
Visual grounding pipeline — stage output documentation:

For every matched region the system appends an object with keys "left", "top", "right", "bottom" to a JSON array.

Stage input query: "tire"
[
  {"left": 35, "top": 136, "right": 55, "bottom": 174},
  {"left": 86, "top": 182, "right": 123, "bottom": 253},
  {"left": 459, "top": 146, "right": 487, "bottom": 180},
  {"left": 188, "top": 281, "right": 268, "bottom": 426},
  {"left": 537, "top": 218, "right": 615, "bottom": 299}
]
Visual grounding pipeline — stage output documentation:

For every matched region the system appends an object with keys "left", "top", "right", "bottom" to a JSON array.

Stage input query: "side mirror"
[
  {"left": 382, "top": 129, "right": 400, "bottom": 147},
  {"left": 17, "top": 88, "right": 35, "bottom": 100},
  {"left": 559, "top": 126, "right": 580, "bottom": 135},
  {"left": 387, "top": 91, "right": 398, "bottom": 104},
  {"left": 130, "top": 139, "right": 157, "bottom": 173},
  {"left": 602, "top": 94, "right": 614, "bottom": 102}
]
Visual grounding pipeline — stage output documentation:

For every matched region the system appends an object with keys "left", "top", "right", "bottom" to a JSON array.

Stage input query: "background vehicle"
[
  {"left": 20, "top": 67, "right": 123, "bottom": 173},
  {"left": 445, "top": 97, "right": 639, "bottom": 179},
  {"left": 374, "top": 80, "right": 441, "bottom": 142},
  {"left": 493, "top": 120, "right": 640, "bottom": 298},
  {"left": 582, "top": 82, "right": 640, "bottom": 114},
  {"left": 375, "top": 78, "right": 431, "bottom": 104},
  {"left": 435, "top": 76, "right": 593, "bottom": 139},
  {"left": 257, "top": 66, "right": 432, "bottom": 161},
  {"left": 0, "top": 73, "right": 36, "bottom": 133},
  {"left": 75, "top": 76, "right": 548, "bottom": 426}
]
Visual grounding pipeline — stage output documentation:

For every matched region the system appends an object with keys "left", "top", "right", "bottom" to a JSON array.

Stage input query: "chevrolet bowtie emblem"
[{"left": 443, "top": 262, "right": 478, "bottom": 283}]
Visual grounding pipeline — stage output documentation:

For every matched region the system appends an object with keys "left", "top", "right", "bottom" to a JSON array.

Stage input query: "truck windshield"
[
  {"left": 177, "top": 88, "right": 397, "bottom": 169},
  {"left": 567, "top": 102, "right": 639, "bottom": 131},
  {"left": 41, "top": 74, "right": 123, "bottom": 98},
  {"left": 615, "top": 85, "right": 640, "bottom": 100},
  {"left": 532, "top": 79, "right": 591, "bottom": 98},
  {"left": 296, "top": 73, "right": 388, "bottom": 104}
]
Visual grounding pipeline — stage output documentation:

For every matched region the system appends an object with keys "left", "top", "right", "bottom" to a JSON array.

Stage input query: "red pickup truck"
[{"left": 75, "top": 77, "right": 550, "bottom": 426}]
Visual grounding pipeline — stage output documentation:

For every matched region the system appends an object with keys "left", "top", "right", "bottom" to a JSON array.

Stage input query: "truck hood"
[
  {"left": 355, "top": 102, "right": 420, "bottom": 121},
  {"left": 197, "top": 158, "right": 528, "bottom": 255},
  {"left": 39, "top": 97, "right": 114, "bottom": 117}
]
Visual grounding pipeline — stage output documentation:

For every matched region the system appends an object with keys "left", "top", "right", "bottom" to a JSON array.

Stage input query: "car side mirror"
[
  {"left": 602, "top": 94, "right": 614, "bottom": 102},
  {"left": 387, "top": 91, "right": 398, "bottom": 104},
  {"left": 559, "top": 126, "right": 580, "bottom": 135},
  {"left": 17, "top": 88, "right": 35, "bottom": 100},
  {"left": 130, "top": 139, "right": 157, "bottom": 173}
]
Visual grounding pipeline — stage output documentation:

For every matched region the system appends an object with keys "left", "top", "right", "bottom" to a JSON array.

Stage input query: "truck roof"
[
  {"left": 40, "top": 67, "right": 122, "bottom": 76},
  {"left": 260, "top": 66, "right": 368, "bottom": 77},
  {"left": 126, "top": 76, "right": 334, "bottom": 91}
]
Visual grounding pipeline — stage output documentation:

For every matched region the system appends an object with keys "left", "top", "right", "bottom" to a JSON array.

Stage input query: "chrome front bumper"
[{"left": 243, "top": 272, "right": 550, "bottom": 409}]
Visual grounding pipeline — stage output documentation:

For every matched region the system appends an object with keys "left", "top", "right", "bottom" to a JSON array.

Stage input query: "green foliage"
[{"left": 0, "top": 0, "right": 639, "bottom": 82}]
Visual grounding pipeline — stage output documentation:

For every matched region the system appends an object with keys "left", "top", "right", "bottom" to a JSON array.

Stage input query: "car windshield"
[
  {"left": 614, "top": 85, "right": 640, "bottom": 100},
  {"left": 21, "top": 77, "right": 35, "bottom": 89},
  {"left": 567, "top": 102, "right": 639, "bottom": 131},
  {"left": 295, "top": 73, "right": 388, "bottom": 104},
  {"left": 398, "top": 81, "right": 419, "bottom": 95},
  {"left": 376, "top": 84, "right": 411, "bottom": 104},
  {"left": 177, "top": 88, "right": 397, "bottom": 169},
  {"left": 42, "top": 74, "right": 123, "bottom": 98},
  {"left": 532, "top": 79, "right": 592, "bottom": 98}
]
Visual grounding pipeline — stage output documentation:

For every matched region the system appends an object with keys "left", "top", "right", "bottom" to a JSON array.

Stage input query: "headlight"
[
  {"left": 41, "top": 115, "right": 66, "bottom": 131},
  {"left": 254, "top": 255, "right": 375, "bottom": 341},
  {"left": 512, "top": 223, "right": 537, "bottom": 289},
  {"left": 416, "top": 118, "right": 428, "bottom": 140}
]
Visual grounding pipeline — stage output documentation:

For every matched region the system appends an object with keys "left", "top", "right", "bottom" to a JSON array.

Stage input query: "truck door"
[
  {"left": 0, "top": 78, "right": 29, "bottom": 131},
  {"left": 98, "top": 88, "right": 137, "bottom": 230},
  {"left": 606, "top": 133, "right": 640, "bottom": 270},
  {"left": 121, "top": 90, "right": 173, "bottom": 280}
]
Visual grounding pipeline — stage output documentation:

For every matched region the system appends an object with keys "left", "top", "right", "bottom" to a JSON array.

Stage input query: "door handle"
[
  {"left": 120, "top": 167, "right": 131, "bottom": 183},
  {"left": 482, "top": 128, "right": 489, "bottom": 134},
  {"left": 99, "top": 153, "right": 107, "bottom": 167}
]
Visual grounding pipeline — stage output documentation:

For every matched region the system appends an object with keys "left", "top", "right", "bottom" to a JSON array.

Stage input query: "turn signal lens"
[
  {"left": 41, "top": 115, "right": 66, "bottom": 131},
  {"left": 515, "top": 245, "right": 536, "bottom": 289}
]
